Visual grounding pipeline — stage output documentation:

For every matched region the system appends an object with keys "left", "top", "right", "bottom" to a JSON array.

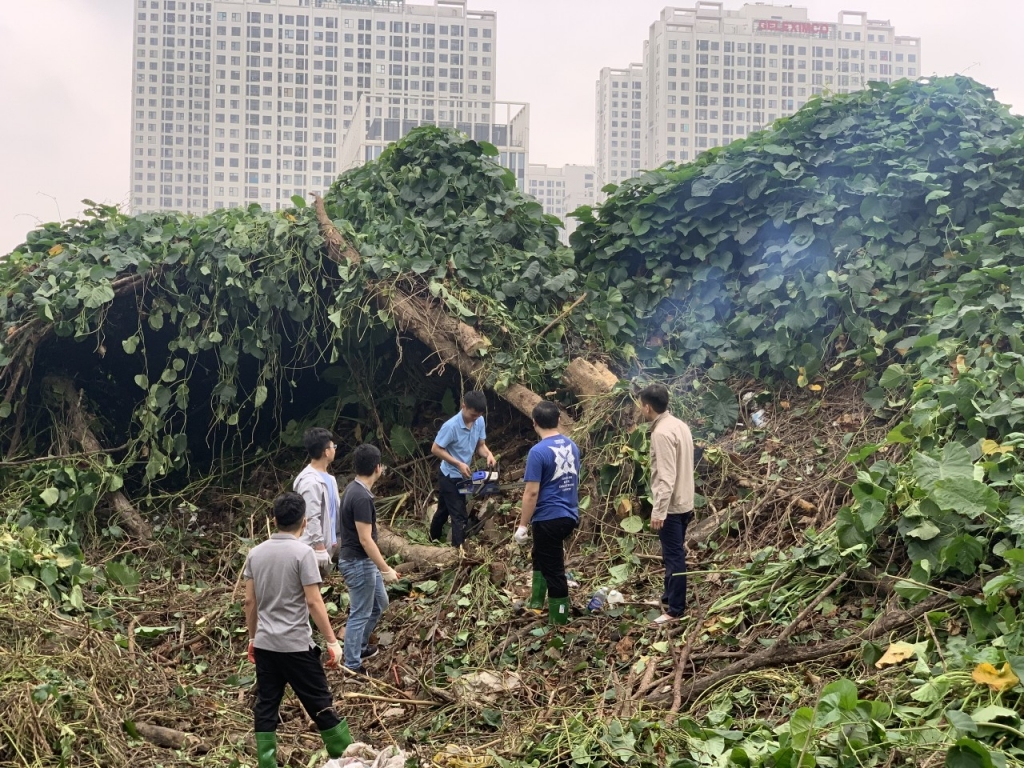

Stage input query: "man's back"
[
  {"left": 245, "top": 534, "right": 320, "bottom": 652},
  {"left": 651, "top": 412, "right": 695, "bottom": 514},
  {"left": 527, "top": 434, "right": 581, "bottom": 523}
]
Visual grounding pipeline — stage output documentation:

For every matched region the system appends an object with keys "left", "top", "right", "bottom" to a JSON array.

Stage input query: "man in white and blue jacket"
[{"left": 293, "top": 427, "right": 341, "bottom": 577}]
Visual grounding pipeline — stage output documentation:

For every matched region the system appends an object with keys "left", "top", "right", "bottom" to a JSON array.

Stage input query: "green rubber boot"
[
  {"left": 549, "top": 596, "right": 570, "bottom": 625},
  {"left": 528, "top": 570, "right": 547, "bottom": 610},
  {"left": 254, "top": 731, "right": 278, "bottom": 768},
  {"left": 320, "top": 720, "right": 353, "bottom": 759}
]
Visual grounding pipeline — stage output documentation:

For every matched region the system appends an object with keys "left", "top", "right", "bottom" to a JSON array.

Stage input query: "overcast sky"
[{"left": 0, "top": 0, "right": 1020, "bottom": 254}]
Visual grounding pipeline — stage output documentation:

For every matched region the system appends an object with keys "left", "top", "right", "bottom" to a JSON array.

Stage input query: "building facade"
[
  {"left": 525, "top": 163, "right": 596, "bottom": 242},
  {"left": 598, "top": 2, "right": 925, "bottom": 188},
  {"left": 596, "top": 2, "right": 921, "bottom": 188},
  {"left": 130, "top": 0, "right": 499, "bottom": 214},
  {"left": 594, "top": 64, "right": 644, "bottom": 199},
  {"left": 340, "top": 97, "right": 528, "bottom": 188}
]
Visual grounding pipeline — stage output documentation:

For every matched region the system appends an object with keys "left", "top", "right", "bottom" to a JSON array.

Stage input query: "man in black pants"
[
  {"left": 244, "top": 492, "right": 351, "bottom": 768},
  {"left": 514, "top": 400, "right": 580, "bottom": 624},
  {"left": 638, "top": 383, "right": 695, "bottom": 626},
  {"left": 429, "top": 391, "right": 496, "bottom": 547}
]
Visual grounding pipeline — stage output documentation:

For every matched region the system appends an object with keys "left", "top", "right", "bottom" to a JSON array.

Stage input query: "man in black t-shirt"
[{"left": 336, "top": 444, "right": 400, "bottom": 673}]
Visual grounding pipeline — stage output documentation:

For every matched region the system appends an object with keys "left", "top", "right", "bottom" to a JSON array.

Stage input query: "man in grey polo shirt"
[{"left": 244, "top": 492, "right": 351, "bottom": 768}]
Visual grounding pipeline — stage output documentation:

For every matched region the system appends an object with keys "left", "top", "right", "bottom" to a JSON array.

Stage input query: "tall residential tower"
[
  {"left": 130, "top": 0, "right": 509, "bottom": 214},
  {"left": 596, "top": 2, "right": 921, "bottom": 189},
  {"left": 595, "top": 64, "right": 644, "bottom": 198},
  {"left": 642, "top": 3, "right": 921, "bottom": 168}
]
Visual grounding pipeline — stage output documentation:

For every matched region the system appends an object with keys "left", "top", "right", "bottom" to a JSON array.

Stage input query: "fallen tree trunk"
[
  {"left": 42, "top": 376, "right": 152, "bottom": 541},
  {"left": 563, "top": 358, "right": 619, "bottom": 401},
  {"left": 377, "top": 524, "right": 461, "bottom": 568},
  {"left": 312, "top": 194, "right": 574, "bottom": 434}
]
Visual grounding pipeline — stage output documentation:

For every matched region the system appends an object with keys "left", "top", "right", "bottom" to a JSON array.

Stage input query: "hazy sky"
[{"left": 0, "top": 0, "right": 1020, "bottom": 254}]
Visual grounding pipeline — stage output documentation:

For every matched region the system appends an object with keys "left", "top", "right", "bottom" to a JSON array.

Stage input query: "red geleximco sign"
[{"left": 756, "top": 20, "right": 833, "bottom": 36}]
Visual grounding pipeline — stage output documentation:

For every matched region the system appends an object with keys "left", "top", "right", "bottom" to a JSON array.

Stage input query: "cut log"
[
  {"left": 134, "top": 722, "right": 207, "bottom": 752},
  {"left": 311, "top": 194, "right": 573, "bottom": 433},
  {"left": 42, "top": 376, "right": 152, "bottom": 541},
  {"left": 563, "top": 358, "right": 619, "bottom": 400},
  {"left": 377, "top": 524, "right": 461, "bottom": 568}
]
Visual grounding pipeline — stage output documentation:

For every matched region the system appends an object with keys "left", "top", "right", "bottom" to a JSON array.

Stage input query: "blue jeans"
[
  {"left": 659, "top": 512, "right": 692, "bottom": 618},
  {"left": 338, "top": 558, "right": 389, "bottom": 670}
]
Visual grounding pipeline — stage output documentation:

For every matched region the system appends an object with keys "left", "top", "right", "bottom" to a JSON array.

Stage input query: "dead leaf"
[
  {"left": 795, "top": 498, "right": 817, "bottom": 513},
  {"left": 875, "top": 641, "right": 917, "bottom": 668},
  {"left": 615, "top": 497, "right": 633, "bottom": 518},
  {"left": 808, "top": 384, "right": 822, "bottom": 392},
  {"left": 972, "top": 662, "right": 1020, "bottom": 692},
  {"left": 981, "top": 439, "right": 1014, "bottom": 456},
  {"left": 48, "top": 244, "right": 63, "bottom": 257},
  {"left": 780, "top": 401, "right": 791, "bottom": 410},
  {"left": 615, "top": 636, "right": 634, "bottom": 660}
]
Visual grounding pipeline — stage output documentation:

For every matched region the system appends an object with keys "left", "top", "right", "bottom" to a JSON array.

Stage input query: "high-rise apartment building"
[
  {"left": 595, "top": 64, "right": 644, "bottom": 197},
  {"left": 129, "top": 0, "right": 500, "bottom": 214},
  {"left": 643, "top": 2, "right": 921, "bottom": 168},
  {"left": 525, "top": 163, "right": 596, "bottom": 242},
  {"left": 595, "top": 2, "right": 921, "bottom": 188}
]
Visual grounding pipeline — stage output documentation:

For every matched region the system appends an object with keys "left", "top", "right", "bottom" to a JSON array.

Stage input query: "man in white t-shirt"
[{"left": 293, "top": 427, "right": 341, "bottom": 577}]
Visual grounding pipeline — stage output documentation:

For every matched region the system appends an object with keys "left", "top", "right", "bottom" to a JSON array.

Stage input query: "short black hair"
[
  {"left": 273, "top": 492, "right": 306, "bottom": 531},
  {"left": 463, "top": 391, "right": 487, "bottom": 413},
  {"left": 639, "top": 384, "right": 670, "bottom": 414},
  {"left": 353, "top": 444, "right": 381, "bottom": 477},
  {"left": 303, "top": 427, "right": 334, "bottom": 460},
  {"left": 532, "top": 400, "right": 561, "bottom": 430}
]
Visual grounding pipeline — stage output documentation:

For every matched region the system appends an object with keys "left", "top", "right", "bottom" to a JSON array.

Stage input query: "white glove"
[
  {"left": 314, "top": 548, "right": 331, "bottom": 575},
  {"left": 380, "top": 568, "right": 400, "bottom": 584},
  {"left": 325, "top": 641, "right": 342, "bottom": 668},
  {"left": 514, "top": 525, "right": 529, "bottom": 545}
]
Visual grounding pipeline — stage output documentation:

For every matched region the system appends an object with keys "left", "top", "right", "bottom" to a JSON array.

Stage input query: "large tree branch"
[{"left": 311, "top": 194, "right": 575, "bottom": 433}]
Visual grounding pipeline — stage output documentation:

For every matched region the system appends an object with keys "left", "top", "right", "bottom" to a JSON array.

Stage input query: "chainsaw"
[{"left": 455, "top": 469, "right": 524, "bottom": 497}]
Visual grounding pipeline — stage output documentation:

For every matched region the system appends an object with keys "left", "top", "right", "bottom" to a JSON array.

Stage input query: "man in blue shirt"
[
  {"left": 514, "top": 400, "right": 580, "bottom": 625},
  {"left": 429, "top": 391, "right": 496, "bottom": 547}
]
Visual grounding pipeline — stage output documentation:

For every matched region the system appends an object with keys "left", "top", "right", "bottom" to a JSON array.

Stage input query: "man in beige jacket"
[{"left": 639, "top": 384, "right": 695, "bottom": 625}]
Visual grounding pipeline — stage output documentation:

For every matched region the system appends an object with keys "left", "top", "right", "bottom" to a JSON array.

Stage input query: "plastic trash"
[{"left": 587, "top": 587, "right": 610, "bottom": 612}]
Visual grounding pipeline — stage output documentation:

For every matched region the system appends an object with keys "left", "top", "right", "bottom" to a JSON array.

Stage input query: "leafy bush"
[
  {"left": 324, "top": 126, "right": 578, "bottom": 318},
  {"left": 572, "top": 77, "right": 1024, "bottom": 381},
  {"left": 0, "top": 525, "right": 93, "bottom": 612}
]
